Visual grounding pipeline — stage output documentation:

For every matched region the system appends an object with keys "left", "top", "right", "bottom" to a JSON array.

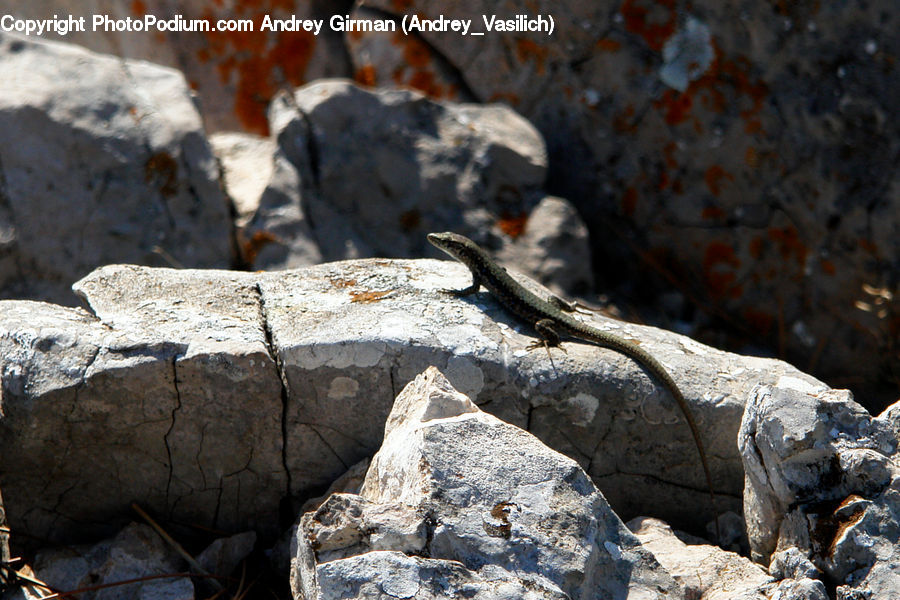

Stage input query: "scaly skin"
[{"left": 427, "top": 231, "right": 717, "bottom": 535}]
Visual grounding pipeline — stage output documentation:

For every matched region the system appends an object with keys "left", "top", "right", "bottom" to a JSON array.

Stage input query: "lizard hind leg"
[{"left": 532, "top": 318, "right": 564, "bottom": 349}]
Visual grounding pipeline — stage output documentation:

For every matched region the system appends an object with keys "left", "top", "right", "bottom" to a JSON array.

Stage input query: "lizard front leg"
[{"left": 441, "top": 273, "right": 482, "bottom": 296}]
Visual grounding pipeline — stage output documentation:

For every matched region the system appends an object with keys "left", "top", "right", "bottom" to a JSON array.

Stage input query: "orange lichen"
[
  {"left": 596, "top": 38, "right": 622, "bottom": 52},
  {"left": 407, "top": 70, "right": 444, "bottom": 97},
  {"left": 701, "top": 206, "right": 725, "bottom": 219},
  {"left": 515, "top": 39, "right": 549, "bottom": 74},
  {"left": 662, "top": 141, "right": 678, "bottom": 169},
  {"left": 704, "top": 165, "right": 734, "bottom": 196},
  {"left": 399, "top": 209, "right": 421, "bottom": 231},
  {"left": 745, "top": 146, "right": 758, "bottom": 168},
  {"left": 329, "top": 277, "right": 358, "bottom": 289},
  {"left": 704, "top": 241, "right": 740, "bottom": 269},
  {"left": 744, "top": 119, "right": 764, "bottom": 134},
  {"left": 497, "top": 212, "right": 529, "bottom": 239},
  {"left": 613, "top": 104, "right": 637, "bottom": 133},
  {"left": 858, "top": 239, "right": 879, "bottom": 254},
  {"left": 241, "top": 230, "right": 280, "bottom": 265},
  {"left": 144, "top": 152, "right": 178, "bottom": 197},
  {"left": 350, "top": 290, "right": 392, "bottom": 303},
  {"left": 651, "top": 40, "right": 769, "bottom": 136},
  {"left": 749, "top": 236, "right": 764, "bottom": 260},
  {"left": 620, "top": 0, "right": 676, "bottom": 52},
  {"left": 768, "top": 226, "right": 808, "bottom": 266},
  {"left": 657, "top": 169, "right": 670, "bottom": 191},
  {"left": 131, "top": 0, "right": 147, "bottom": 15},
  {"left": 380, "top": 32, "right": 455, "bottom": 98},
  {"left": 399, "top": 32, "right": 432, "bottom": 68},
  {"left": 488, "top": 92, "right": 521, "bottom": 105},
  {"left": 703, "top": 241, "right": 742, "bottom": 298},
  {"left": 656, "top": 89, "right": 693, "bottom": 125},
  {"left": 198, "top": 1, "right": 318, "bottom": 135},
  {"left": 355, "top": 64, "right": 377, "bottom": 86}
]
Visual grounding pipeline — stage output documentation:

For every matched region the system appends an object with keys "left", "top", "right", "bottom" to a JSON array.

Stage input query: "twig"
[{"left": 132, "top": 503, "right": 224, "bottom": 591}]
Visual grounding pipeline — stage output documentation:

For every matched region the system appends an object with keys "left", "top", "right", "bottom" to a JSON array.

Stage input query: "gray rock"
[
  {"left": 494, "top": 195, "right": 594, "bottom": 295},
  {"left": 0, "top": 32, "right": 233, "bottom": 306},
  {"left": 293, "top": 367, "right": 685, "bottom": 600},
  {"left": 196, "top": 531, "right": 256, "bottom": 579},
  {"left": 0, "top": 258, "right": 822, "bottom": 546},
  {"left": 313, "top": 551, "right": 570, "bottom": 600},
  {"left": 246, "top": 79, "right": 550, "bottom": 268},
  {"left": 768, "top": 578, "right": 829, "bottom": 600},
  {"left": 0, "top": 268, "right": 285, "bottom": 546},
  {"left": 269, "top": 458, "right": 371, "bottom": 576},
  {"left": 740, "top": 383, "right": 900, "bottom": 596},
  {"left": 209, "top": 132, "right": 275, "bottom": 228},
  {"left": 33, "top": 522, "right": 192, "bottom": 600},
  {"left": 769, "top": 547, "right": 822, "bottom": 581},
  {"left": 628, "top": 516, "right": 773, "bottom": 599}
]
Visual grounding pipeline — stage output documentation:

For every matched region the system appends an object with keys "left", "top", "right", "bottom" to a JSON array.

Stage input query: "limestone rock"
[
  {"left": 0, "top": 32, "right": 232, "bottom": 305},
  {"left": 0, "top": 257, "right": 824, "bottom": 548},
  {"left": 292, "top": 367, "right": 686, "bottom": 599},
  {"left": 246, "top": 79, "right": 550, "bottom": 267},
  {"left": 209, "top": 132, "right": 276, "bottom": 228},
  {"left": 740, "top": 383, "right": 900, "bottom": 597},
  {"left": 196, "top": 531, "right": 257, "bottom": 579},
  {"left": 33, "top": 523, "right": 192, "bottom": 600},
  {"left": 630, "top": 516, "right": 770, "bottom": 600}
]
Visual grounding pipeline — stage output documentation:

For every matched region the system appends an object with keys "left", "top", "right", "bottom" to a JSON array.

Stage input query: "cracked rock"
[{"left": 0, "top": 257, "right": 824, "bottom": 549}]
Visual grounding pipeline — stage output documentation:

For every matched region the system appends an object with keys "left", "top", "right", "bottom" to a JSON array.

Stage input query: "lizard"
[{"left": 427, "top": 231, "right": 718, "bottom": 539}]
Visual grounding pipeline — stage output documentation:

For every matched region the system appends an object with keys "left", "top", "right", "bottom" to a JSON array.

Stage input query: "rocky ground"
[{"left": 0, "top": 2, "right": 897, "bottom": 598}]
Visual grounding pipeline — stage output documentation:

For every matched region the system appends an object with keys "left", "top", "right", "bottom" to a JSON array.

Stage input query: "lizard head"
[{"left": 427, "top": 232, "right": 477, "bottom": 261}]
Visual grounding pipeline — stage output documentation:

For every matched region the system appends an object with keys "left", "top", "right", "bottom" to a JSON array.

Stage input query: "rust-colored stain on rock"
[
  {"left": 144, "top": 151, "right": 179, "bottom": 197},
  {"left": 704, "top": 165, "right": 735, "bottom": 196},
  {"left": 497, "top": 212, "right": 529, "bottom": 239},
  {"left": 515, "top": 39, "right": 548, "bottom": 74},
  {"left": 621, "top": 0, "right": 676, "bottom": 52},
  {"left": 703, "top": 240, "right": 742, "bottom": 298},
  {"left": 768, "top": 226, "right": 808, "bottom": 266},
  {"left": 187, "top": 1, "right": 317, "bottom": 135},
  {"left": 350, "top": 290, "right": 392, "bottom": 303}
]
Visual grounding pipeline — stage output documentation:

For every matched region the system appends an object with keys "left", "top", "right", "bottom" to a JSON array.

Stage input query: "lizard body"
[{"left": 427, "top": 231, "right": 717, "bottom": 533}]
